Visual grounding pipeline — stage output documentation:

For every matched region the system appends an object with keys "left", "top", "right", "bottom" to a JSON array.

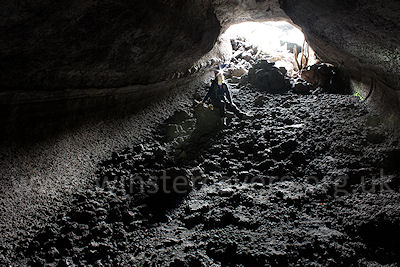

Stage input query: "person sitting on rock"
[{"left": 198, "top": 69, "right": 245, "bottom": 125}]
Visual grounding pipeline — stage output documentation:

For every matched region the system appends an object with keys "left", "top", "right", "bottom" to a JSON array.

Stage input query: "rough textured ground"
[
  {"left": 0, "top": 74, "right": 210, "bottom": 265},
  {"left": 7, "top": 85, "right": 400, "bottom": 266}
]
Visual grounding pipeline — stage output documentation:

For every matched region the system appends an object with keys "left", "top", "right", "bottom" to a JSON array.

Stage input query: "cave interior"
[{"left": 0, "top": 0, "right": 400, "bottom": 265}]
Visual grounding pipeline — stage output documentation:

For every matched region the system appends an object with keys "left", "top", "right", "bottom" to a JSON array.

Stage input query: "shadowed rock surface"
[
  {"left": 0, "top": 1, "right": 220, "bottom": 90},
  {"left": 0, "top": 0, "right": 399, "bottom": 140},
  {"left": 1, "top": 0, "right": 400, "bottom": 265},
  {"left": 280, "top": 0, "right": 400, "bottom": 91},
  {"left": 1, "top": 0, "right": 398, "bottom": 92}
]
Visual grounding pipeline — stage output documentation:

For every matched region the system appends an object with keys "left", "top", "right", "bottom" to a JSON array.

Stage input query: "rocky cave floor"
[{"left": 7, "top": 84, "right": 400, "bottom": 266}]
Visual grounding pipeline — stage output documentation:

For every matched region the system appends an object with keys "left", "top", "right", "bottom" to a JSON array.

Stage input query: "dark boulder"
[
  {"left": 156, "top": 167, "right": 193, "bottom": 195},
  {"left": 191, "top": 104, "right": 222, "bottom": 138},
  {"left": 248, "top": 60, "right": 291, "bottom": 94},
  {"left": 292, "top": 79, "right": 313, "bottom": 95},
  {"left": 301, "top": 63, "right": 350, "bottom": 94}
]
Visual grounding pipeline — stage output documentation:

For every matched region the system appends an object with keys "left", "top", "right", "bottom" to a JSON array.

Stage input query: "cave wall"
[
  {"left": 0, "top": 0, "right": 287, "bottom": 91},
  {"left": 280, "top": 0, "right": 400, "bottom": 126},
  {"left": 1, "top": 0, "right": 399, "bottom": 92},
  {"left": 280, "top": 0, "right": 400, "bottom": 90},
  {"left": 1, "top": 0, "right": 400, "bottom": 255},
  {"left": 0, "top": 0, "right": 283, "bottom": 139},
  {"left": 0, "top": 73, "right": 209, "bottom": 259},
  {"left": 1, "top": 0, "right": 400, "bottom": 138},
  {"left": 0, "top": 0, "right": 220, "bottom": 90}
]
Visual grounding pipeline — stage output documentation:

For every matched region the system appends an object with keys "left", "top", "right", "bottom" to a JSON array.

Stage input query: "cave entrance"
[{"left": 221, "top": 21, "right": 318, "bottom": 80}]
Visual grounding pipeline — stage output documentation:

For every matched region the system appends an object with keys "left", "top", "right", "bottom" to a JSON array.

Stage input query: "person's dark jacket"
[{"left": 202, "top": 79, "right": 232, "bottom": 104}]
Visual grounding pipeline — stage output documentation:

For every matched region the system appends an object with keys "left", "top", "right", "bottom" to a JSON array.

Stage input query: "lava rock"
[
  {"left": 301, "top": 63, "right": 350, "bottom": 94},
  {"left": 254, "top": 95, "right": 267, "bottom": 107},
  {"left": 218, "top": 187, "right": 235, "bottom": 197},
  {"left": 248, "top": 60, "right": 291, "bottom": 94},
  {"left": 292, "top": 79, "right": 313, "bottom": 95},
  {"left": 191, "top": 105, "right": 222, "bottom": 139},
  {"left": 206, "top": 240, "right": 238, "bottom": 263},
  {"left": 366, "top": 127, "right": 386, "bottom": 144},
  {"left": 232, "top": 67, "right": 247, "bottom": 77},
  {"left": 157, "top": 167, "right": 193, "bottom": 194},
  {"left": 166, "top": 110, "right": 191, "bottom": 124}
]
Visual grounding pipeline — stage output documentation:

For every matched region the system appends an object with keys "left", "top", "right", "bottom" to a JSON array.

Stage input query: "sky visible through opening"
[{"left": 224, "top": 21, "right": 317, "bottom": 73}]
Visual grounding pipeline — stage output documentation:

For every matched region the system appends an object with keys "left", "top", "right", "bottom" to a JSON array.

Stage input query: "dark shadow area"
[{"left": 0, "top": 79, "right": 182, "bottom": 144}]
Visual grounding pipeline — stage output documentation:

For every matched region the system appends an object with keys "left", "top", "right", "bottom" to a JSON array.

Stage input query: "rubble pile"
[{"left": 225, "top": 37, "right": 350, "bottom": 96}]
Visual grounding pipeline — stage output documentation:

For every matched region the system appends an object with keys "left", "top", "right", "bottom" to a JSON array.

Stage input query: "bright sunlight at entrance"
[{"left": 223, "top": 21, "right": 318, "bottom": 76}]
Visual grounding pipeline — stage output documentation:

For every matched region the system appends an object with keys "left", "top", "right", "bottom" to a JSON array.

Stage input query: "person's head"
[{"left": 214, "top": 70, "right": 225, "bottom": 86}]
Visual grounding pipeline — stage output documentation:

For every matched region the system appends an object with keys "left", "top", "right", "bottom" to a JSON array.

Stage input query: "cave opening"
[
  {"left": 207, "top": 20, "right": 351, "bottom": 98},
  {"left": 1, "top": 1, "right": 400, "bottom": 266},
  {"left": 223, "top": 21, "right": 318, "bottom": 77}
]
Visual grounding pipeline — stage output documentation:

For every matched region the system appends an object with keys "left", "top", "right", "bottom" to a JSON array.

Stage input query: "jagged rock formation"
[
  {"left": 280, "top": 0, "right": 400, "bottom": 92},
  {"left": 0, "top": 0, "right": 282, "bottom": 91},
  {"left": 1, "top": 0, "right": 398, "bottom": 92},
  {"left": 0, "top": 1, "right": 220, "bottom": 90},
  {"left": 0, "top": 0, "right": 399, "bottom": 138},
  {"left": 280, "top": 0, "right": 400, "bottom": 119},
  {"left": 17, "top": 83, "right": 400, "bottom": 266},
  {"left": 1, "top": 1, "right": 400, "bottom": 264}
]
